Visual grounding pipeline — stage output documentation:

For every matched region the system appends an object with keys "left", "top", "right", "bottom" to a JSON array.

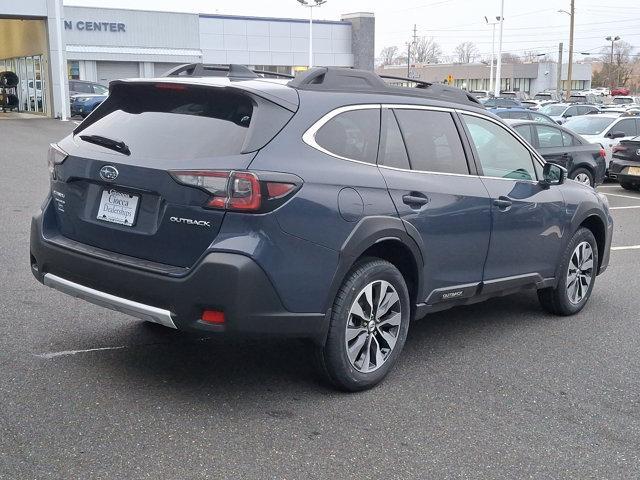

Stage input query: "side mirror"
[
  {"left": 608, "top": 130, "right": 626, "bottom": 139},
  {"left": 563, "top": 113, "right": 572, "bottom": 118},
  {"left": 540, "top": 162, "right": 566, "bottom": 188}
]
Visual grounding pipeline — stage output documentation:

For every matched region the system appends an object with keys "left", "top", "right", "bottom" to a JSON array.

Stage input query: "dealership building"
[{"left": 0, "top": 0, "right": 374, "bottom": 118}]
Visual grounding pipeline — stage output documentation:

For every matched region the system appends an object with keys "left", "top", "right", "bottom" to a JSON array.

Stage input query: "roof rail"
[
  {"left": 163, "top": 63, "right": 295, "bottom": 79},
  {"left": 288, "top": 67, "right": 482, "bottom": 107}
]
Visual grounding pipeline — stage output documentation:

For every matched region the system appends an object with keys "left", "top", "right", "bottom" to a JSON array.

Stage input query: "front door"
[
  {"left": 460, "top": 113, "right": 566, "bottom": 284},
  {"left": 377, "top": 107, "right": 492, "bottom": 304}
]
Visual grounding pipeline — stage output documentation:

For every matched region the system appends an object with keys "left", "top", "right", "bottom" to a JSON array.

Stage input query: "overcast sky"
[{"left": 64, "top": 0, "right": 640, "bottom": 61}]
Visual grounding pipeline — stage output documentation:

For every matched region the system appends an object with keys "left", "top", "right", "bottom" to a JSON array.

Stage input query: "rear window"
[{"left": 75, "top": 83, "right": 289, "bottom": 159}]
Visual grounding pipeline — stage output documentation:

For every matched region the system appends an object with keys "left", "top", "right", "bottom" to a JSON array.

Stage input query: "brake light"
[
  {"left": 169, "top": 170, "right": 299, "bottom": 212},
  {"left": 599, "top": 148, "right": 607, "bottom": 157},
  {"left": 47, "top": 143, "right": 68, "bottom": 179},
  {"left": 154, "top": 83, "right": 188, "bottom": 91},
  {"left": 201, "top": 310, "right": 225, "bottom": 325}
]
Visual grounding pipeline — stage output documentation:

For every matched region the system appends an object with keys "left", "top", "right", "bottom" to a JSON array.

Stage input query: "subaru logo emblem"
[
  {"left": 99, "top": 165, "right": 119, "bottom": 181},
  {"left": 636, "top": 148, "right": 640, "bottom": 156}
]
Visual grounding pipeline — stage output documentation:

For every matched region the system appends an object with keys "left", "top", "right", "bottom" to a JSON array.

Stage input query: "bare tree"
[
  {"left": 522, "top": 50, "right": 547, "bottom": 63},
  {"left": 597, "top": 40, "right": 634, "bottom": 87},
  {"left": 454, "top": 41, "right": 478, "bottom": 63},
  {"left": 413, "top": 37, "right": 442, "bottom": 64},
  {"left": 500, "top": 52, "right": 522, "bottom": 64},
  {"left": 379, "top": 46, "right": 399, "bottom": 66}
]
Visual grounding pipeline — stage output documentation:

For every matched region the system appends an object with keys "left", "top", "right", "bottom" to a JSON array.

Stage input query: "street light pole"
[
  {"left": 606, "top": 35, "right": 620, "bottom": 89},
  {"left": 297, "top": 0, "right": 327, "bottom": 69},
  {"left": 565, "top": 0, "right": 575, "bottom": 101},
  {"left": 484, "top": 16, "right": 500, "bottom": 93},
  {"left": 494, "top": 0, "right": 504, "bottom": 97}
]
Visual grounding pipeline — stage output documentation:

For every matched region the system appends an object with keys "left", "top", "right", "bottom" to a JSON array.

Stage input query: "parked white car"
[{"left": 563, "top": 113, "right": 640, "bottom": 168}]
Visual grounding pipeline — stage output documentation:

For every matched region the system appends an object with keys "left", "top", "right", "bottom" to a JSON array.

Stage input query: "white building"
[{"left": 0, "top": 1, "right": 374, "bottom": 118}]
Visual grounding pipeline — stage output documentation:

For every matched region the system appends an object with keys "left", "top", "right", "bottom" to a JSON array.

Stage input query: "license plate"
[
  {"left": 627, "top": 166, "right": 640, "bottom": 176},
  {"left": 97, "top": 189, "right": 139, "bottom": 227}
]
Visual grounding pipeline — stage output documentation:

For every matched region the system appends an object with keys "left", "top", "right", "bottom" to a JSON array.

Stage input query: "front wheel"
[
  {"left": 317, "top": 258, "right": 410, "bottom": 391},
  {"left": 538, "top": 228, "right": 598, "bottom": 316}
]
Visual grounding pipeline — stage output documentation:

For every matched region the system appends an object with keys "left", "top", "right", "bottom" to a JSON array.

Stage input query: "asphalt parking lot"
[{"left": 2, "top": 118, "right": 640, "bottom": 479}]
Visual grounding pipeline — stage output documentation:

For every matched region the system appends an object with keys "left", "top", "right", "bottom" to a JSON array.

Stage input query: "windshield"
[
  {"left": 562, "top": 116, "right": 615, "bottom": 135},
  {"left": 613, "top": 97, "right": 633, "bottom": 104},
  {"left": 541, "top": 105, "right": 566, "bottom": 116}
]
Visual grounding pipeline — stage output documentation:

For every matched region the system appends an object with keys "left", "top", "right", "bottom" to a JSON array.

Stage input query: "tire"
[
  {"left": 570, "top": 167, "right": 594, "bottom": 187},
  {"left": 317, "top": 258, "right": 410, "bottom": 391},
  {"left": 538, "top": 228, "right": 598, "bottom": 316},
  {"left": 620, "top": 181, "right": 639, "bottom": 191}
]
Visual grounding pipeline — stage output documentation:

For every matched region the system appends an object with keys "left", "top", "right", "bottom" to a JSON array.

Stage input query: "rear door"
[
  {"left": 377, "top": 106, "right": 491, "bottom": 304},
  {"left": 532, "top": 124, "right": 572, "bottom": 170},
  {"left": 460, "top": 113, "right": 566, "bottom": 283}
]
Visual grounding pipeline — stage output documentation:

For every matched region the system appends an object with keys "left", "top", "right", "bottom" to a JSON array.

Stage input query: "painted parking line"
[
  {"left": 611, "top": 245, "right": 640, "bottom": 251},
  {"left": 601, "top": 192, "right": 640, "bottom": 201},
  {"left": 34, "top": 345, "right": 126, "bottom": 359},
  {"left": 609, "top": 205, "right": 640, "bottom": 210}
]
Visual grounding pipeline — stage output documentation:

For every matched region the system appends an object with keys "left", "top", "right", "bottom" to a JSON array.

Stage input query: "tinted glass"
[
  {"left": 561, "top": 130, "right": 575, "bottom": 146},
  {"left": 394, "top": 109, "right": 468, "bottom": 174},
  {"left": 510, "top": 110, "right": 530, "bottom": 120},
  {"left": 541, "top": 105, "right": 566, "bottom": 116},
  {"left": 378, "top": 109, "right": 410, "bottom": 169},
  {"left": 565, "top": 106, "right": 578, "bottom": 117},
  {"left": 315, "top": 109, "right": 380, "bottom": 163},
  {"left": 462, "top": 114, "right": 537, "bottom": 181},
  {"left": 72, "top": 82, "right": 93, "bottom": 93},
  {"left": 536, "top": 125, "right": 564, "bottom": 148},
  {"left": 614, "top": 119, "right": 638, "bottom": 137},
  {"left": 563, "top": 116, "right": 615, "bottom": 135},
  {"left": 514, "top": 125, "right": 533, "bottom": 144},
  {"left": 93, "top": 84, "right": 108, "bottom": 95},
  {"left": 495, "top": 110, "right": 510, "bottom": 119},
  {"left": 76, "top": 83, "right": 255, "bottom": 158},
  {"left": 531, "top": 113, "right": 553, "bottom": 124}
]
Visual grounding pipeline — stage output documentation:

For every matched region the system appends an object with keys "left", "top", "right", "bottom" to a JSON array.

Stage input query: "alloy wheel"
[
  {"left": 566, "top": 241, "right": 594, "bottom": 305},
  {"left": 345, "top": 280, "right": 402, "bottom": 373},
  {"left": 574, "top": 173, "right": 592, "bottom": 186}
]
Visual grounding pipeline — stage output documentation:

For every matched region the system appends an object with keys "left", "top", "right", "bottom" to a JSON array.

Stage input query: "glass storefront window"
[{"left": 68, "top": 61, "right": 80, "bottom": 80}]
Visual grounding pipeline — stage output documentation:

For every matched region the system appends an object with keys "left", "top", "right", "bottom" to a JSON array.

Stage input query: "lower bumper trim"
[{"left": 43, "top": 273, "right": 177, "bottom": 329}]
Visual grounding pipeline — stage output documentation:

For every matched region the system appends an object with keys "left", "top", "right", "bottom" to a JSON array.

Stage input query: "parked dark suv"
[{"left": 31, "top": 66, "right": 613, "bottom": 391}]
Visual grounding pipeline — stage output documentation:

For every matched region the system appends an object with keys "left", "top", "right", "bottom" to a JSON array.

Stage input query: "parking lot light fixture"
[{"left": 297, "top": 0, "right": 327, "bottom": 68}]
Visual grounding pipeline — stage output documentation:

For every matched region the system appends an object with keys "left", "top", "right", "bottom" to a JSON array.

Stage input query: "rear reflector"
[{"left": 202, "top": 310, "right": 225, "bottom": 324}]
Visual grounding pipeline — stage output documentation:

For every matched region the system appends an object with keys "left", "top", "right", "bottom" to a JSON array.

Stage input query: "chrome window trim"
[
  {"left": 302, "top": 103, "right": 546, "bottom": 184},
  {"left": 301, "top": 103, "right": 381, "bottom": 165}
]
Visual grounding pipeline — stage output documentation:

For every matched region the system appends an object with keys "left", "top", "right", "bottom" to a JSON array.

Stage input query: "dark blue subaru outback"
[{"left": 30, "top": 66, "right": 613, "bottom": 391}]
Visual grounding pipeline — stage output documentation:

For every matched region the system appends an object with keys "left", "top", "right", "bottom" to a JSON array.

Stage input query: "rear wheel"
[
  {"left": 317, "top": 258, "right": 410, "bottom": 391},
  {"left": 570, "top": 168, "right": 594, "bottom": 187},
  {"left": 538, "top": 228, "right": 598, "bottom": 316}
]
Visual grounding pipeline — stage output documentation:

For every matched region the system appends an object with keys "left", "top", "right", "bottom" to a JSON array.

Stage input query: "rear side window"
[
  {"left": 72, "top": 82, "right": 93, "bottom": 93},
  {"left": 315, "top": 109, "right": 380, "bottom": 163},
  {"left": 378, "top": 109, "right": 410, "bottom": 170},
  {"left": 614, "top": 119, "right": 638, "bottom": 137},
  {"left": 561, "top": 130, "right": 576, "bottom": 146},
  {"left": 535, "top": 125, "right": 564, "bottom": 148},
  {"left": 510, "top": 110, "right": 530, "bottom": 120},
  {"left": 531, "top": 112, "right": 552, "bottom": 124},
  {"left": 394, "top": 109, "right": 468, "bottom": 174},
  {"left": 74, "top": 83, "right": 281, "bottom": 159},
  {"left": 514, "top": 125, "right": 533, "bottom": 144}
]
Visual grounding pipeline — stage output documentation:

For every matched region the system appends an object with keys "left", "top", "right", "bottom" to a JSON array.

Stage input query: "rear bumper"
[
  {"left": 30, "top": 208, "right": 327, "bottom": 342},
  {"left": 610, "top": 160, "right": 640, "bottom": 185}
]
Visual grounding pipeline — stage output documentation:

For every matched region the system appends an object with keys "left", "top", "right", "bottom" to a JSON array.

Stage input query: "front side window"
[
  {"left": 394, "top": 109, "right": 468, "bottom": 174},
  {"left": 514, "top": 125, "right": 533, "bottom": 144},
  {"left": 315, "top": 108, "right": 380, "bottom": 163},
  {"left": 535, "top": 125, "right": 564, "bottom": 148},
  {"left": 462, "top": 114, "right": 537, "bottom": 181},
  {"left": 612, "top": 119, "right": 638, "bottom": 137}
]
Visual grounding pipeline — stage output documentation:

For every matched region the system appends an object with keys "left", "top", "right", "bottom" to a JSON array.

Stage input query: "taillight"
[
  {"left": 155, "top": 83, "right": 188, "bottom": 91},
  {"left": 612, "top": 145, "right": 626, "bottom": 154},
  {"left": 47, "top": 143, "right": 68, "bottom": 179},
  {"left": 599, "top": 148, "right": 607, "bottom": 157},
  {"left": 169, "top": 170, "right": 300, "bottom": 213}
]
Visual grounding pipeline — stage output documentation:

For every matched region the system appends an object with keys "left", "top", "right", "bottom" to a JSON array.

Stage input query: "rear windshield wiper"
[{"left": 79, "top": 135, "right": 131, "bottom": 156}]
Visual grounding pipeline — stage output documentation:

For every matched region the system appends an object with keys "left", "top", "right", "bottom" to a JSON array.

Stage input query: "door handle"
[
  {"left": 402, "top": 194, "right": 429, "bottom": 207},
  {"left": 493, "top": 197, "right": 512, "bottom": 209}
]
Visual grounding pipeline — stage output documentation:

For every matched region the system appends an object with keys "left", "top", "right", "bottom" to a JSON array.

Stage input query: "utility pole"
[
  {"left": 565, "top": 0, "right": 575, "bottom": 100},
  {"left": 606, "top": 36, "right": 620, "bottom": 88},
  {"left": 406, "top": 41, "right": 411, "bottom": 77},
  {"left": 557, "top": 42, "right": 563, "bottom": 94},
  {"left": 494, "top": 0, "right": 505, "bottom": 97}
]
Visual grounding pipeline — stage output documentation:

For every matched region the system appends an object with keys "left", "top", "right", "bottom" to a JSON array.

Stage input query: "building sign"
[{"left": 64, "top": 21, "right": 126, "bottom": 32}]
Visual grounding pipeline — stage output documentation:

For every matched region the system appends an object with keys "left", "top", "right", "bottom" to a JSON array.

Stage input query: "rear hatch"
[{"left": 50, "top": 79, "right": 296, "bottom": 268}]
